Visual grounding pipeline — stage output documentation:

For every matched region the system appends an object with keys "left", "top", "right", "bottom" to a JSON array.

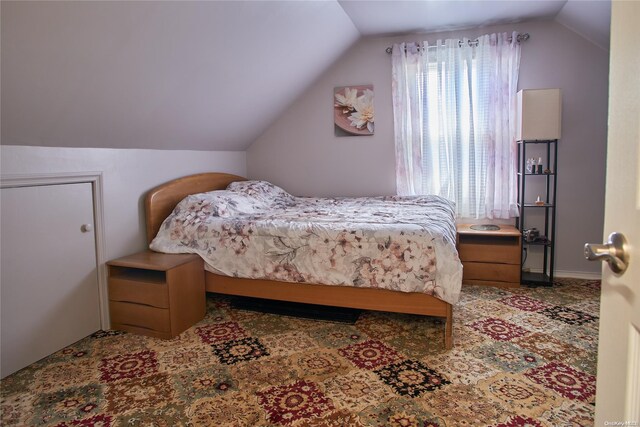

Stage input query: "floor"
[{"left": 0, "top": 278, "right": 599, "bottom": 426}]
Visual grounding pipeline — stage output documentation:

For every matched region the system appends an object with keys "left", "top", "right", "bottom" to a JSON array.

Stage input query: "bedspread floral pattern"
[{"left": 150, "top": 181, "right": 463, "bottom": 304}]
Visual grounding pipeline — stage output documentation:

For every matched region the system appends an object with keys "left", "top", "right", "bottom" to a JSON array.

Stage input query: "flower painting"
[{"left": 334, "top": 85, "right": 374, "bottom": 136}]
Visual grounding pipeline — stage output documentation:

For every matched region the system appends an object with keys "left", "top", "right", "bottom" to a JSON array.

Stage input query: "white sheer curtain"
[{"left": 392, "top": 32, "right": 521, "bottom": 219}]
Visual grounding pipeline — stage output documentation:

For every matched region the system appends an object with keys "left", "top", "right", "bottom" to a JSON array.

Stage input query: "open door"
[{"left": 590, "top": 1, "right": 640, "bottom": 423}]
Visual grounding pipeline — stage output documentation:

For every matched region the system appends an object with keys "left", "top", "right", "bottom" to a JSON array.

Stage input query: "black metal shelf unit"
[{"left": 515, "top": 139, "right": 558, "bottom": 286}]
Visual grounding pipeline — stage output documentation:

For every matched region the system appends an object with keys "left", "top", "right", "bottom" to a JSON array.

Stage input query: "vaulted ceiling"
[{"left": 1, "top": 1, "right": 610, "bottom": 152}]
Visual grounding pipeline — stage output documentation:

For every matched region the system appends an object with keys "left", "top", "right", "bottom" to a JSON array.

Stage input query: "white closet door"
[{"left": 1, "top": 182, "right": 101, "bottom": 378}]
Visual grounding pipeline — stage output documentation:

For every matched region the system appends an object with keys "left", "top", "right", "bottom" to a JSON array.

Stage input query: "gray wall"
[{"left": 247, "top": 20, "right": 609, "bottom": 276}]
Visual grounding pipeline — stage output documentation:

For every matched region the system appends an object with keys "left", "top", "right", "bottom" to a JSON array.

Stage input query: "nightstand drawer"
[
  {"left": 109, "top": 301, "right": 170, "bottom": 332},
  {"left": 463, "top": 262, "right": 520, "bottom": 283},
  {"left": 109, "top": 276, "right": 169, "bottom": 308},
  {"left": 458, "top": 241, "right": 520, "bottom": 264}
]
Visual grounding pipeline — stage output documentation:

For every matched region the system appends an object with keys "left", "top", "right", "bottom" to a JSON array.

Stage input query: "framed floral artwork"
[{"left": 334, "top": 85, "right": 374, "bottom": 136}]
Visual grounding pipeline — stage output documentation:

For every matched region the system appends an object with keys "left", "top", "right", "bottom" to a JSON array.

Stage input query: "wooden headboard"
[{"left": 144, "top": 172, "right": 246, "bottom": 243}]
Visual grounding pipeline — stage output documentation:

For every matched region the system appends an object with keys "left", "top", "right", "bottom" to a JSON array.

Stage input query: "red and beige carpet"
[{"left": 0, "top": 278, "right": 599, "bottom": 426}]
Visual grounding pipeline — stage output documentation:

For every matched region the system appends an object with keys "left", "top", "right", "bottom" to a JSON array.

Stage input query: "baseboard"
[
  {"left": 555, "top": 270, "right": 601, "bottom": 280},
  {"left": 526, "top": 268, "right": 601, "bottom": 280}
]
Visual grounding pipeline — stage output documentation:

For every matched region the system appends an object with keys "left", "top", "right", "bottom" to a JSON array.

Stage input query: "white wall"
[
  {"left": 247, "top": 20, "right": 609, "bottom": 275},
  {"left": 1, "top": 145, "right": 246, "bottom": 260}
]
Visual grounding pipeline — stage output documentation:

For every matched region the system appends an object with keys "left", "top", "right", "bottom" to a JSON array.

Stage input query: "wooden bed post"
[{"left": 444, "top": 304, "right": 453, "bottom": 350}]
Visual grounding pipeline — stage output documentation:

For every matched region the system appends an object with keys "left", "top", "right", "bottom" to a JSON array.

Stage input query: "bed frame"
[{"left": 145, "top": 172, "right": 453, "bottom": 349}]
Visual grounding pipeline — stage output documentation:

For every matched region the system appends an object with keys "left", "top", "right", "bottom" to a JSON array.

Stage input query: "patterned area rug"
[{"left": 0, "top": 278, "right": 599, "bottom": 426}]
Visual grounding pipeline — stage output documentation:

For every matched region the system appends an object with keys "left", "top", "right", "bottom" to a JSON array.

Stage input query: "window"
[{"left": 391, "top": 33, "right": 521, "bottom": 219}]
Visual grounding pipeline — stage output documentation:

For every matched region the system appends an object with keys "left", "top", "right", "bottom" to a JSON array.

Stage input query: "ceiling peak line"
[{"left": 385, "top": 32, "right": 530, "bottom": 54}]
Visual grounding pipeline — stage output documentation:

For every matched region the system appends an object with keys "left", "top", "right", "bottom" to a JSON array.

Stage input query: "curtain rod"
[{"left": 385, "top": 32, "right": 530, "bottom": 54}]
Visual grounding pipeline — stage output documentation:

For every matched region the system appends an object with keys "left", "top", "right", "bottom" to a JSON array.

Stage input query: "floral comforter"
[{"left": 150, "top": 181, "right": 463, "bottom": 305}]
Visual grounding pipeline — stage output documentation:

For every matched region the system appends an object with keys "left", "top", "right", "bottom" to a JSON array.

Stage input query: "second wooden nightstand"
[
  {"left": 107, "top": 252, "right": 205, "bottom": 339},
  {"left": 457, "top": 224, "right": 522, "bottom": 288}
]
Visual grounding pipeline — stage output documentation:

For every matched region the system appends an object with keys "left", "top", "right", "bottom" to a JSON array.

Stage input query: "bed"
[{"left": 145, "top": 173, "right": 462, "bottom": 349}]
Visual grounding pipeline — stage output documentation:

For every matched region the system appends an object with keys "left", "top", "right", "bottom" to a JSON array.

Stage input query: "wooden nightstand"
[
  {"left": 107, "top": 252, "right": 205, "bottom": 339},
  {"left": 457, "top": 224, "right": 521, "bottom": 288}
]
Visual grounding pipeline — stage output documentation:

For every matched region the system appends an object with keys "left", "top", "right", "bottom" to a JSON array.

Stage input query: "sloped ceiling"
[
  {"left": 1, "top": 1, "right": 610, "bottom": 152},
  {"left": 338, "top": 0, "right": 567, "bottom": 36},
  {"left": 1, "top": 1, "right": 359, "bottom": 151},
  {"left": 339, "top": 0, "right": 610, "bottom": 49},
  {"left": 555, "top": 0, "right": 611, "bottom": 50}
]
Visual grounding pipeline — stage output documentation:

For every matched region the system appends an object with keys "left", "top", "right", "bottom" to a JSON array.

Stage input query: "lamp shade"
[{"left": 516, "top": 89, "right": 562, "bottom": 141}]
